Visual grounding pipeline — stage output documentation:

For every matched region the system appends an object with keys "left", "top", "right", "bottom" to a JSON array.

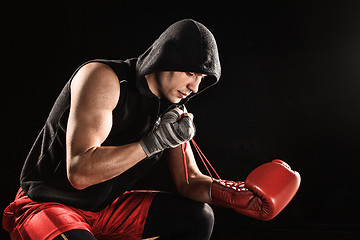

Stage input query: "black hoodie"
[
  {"left": 20, "top": 19, "right": 221, "bottom": 211},
  {"left": 137, "top": 19, "right": 221, "bottom": 96}
]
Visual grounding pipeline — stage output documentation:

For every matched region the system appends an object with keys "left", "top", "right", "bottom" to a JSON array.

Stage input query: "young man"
[{"left": 3, "top": 19, "right": 300, "bottom": 240}]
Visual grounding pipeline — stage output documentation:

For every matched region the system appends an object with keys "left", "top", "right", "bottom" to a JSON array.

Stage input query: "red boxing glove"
[{"left": 210, "top": 160, "right": 301, "bottom": 221}]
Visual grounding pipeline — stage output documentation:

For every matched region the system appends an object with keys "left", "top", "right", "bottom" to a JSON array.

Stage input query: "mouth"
[{"left": 177, "top": 90, "right": 189, "bottom": 99}]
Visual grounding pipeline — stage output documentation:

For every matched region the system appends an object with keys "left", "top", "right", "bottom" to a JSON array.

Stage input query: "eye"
[{"left": 186, "top": 72, "right": 194, "bottom": 76}]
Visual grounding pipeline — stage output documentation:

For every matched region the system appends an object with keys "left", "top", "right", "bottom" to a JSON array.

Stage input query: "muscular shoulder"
[{"left": 70, "top": 62, "right": 120, "bottom": 112}]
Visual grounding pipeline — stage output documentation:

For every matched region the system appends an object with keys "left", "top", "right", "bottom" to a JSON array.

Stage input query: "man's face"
[{"left": 148, "top": 71, "right": 207, "bottom": 103}]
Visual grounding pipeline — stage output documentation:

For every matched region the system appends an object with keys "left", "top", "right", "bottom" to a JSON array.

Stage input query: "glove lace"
[
  {"left": 181, "top": 139, "right": 249, "bottom": 193},
  {"left": 181, "top": 139, "right": 222, "bottom": 184},
  {"left": 214, "top": 179, "right": 249, "bottom": 192}
]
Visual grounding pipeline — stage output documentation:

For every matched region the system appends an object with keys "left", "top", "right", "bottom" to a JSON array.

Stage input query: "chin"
[{"left": 166, "top": 96, "right": 182, "bottom": 104}]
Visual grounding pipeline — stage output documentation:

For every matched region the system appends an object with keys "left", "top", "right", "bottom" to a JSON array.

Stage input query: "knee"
[
  {"left": 199, "top": 203, "right": 215, "bottom": 228},
  {"left": 189, "top": 203, "right": 214, "bottom": 239}
]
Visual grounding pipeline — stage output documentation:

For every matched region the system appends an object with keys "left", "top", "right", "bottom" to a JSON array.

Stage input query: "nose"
[{"left": 187, "top": 76, "right": 202, "bottom": 94}]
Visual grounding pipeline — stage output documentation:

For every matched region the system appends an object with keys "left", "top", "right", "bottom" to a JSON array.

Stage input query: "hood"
[{"left": 136, "top": 19, "right": 221, "bottom": 100}]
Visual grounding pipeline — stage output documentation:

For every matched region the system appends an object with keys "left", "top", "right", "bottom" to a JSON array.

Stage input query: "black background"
[{"left": 1, "top": 0, "right": 359, "bottom": 239}]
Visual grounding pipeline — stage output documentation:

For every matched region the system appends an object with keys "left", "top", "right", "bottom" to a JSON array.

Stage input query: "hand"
[
  {"left": 140, "top": 108, "right": 196, "bottom": 157},
  {"left": 210, "top": 160, "right": 301, "bottom": 220}
]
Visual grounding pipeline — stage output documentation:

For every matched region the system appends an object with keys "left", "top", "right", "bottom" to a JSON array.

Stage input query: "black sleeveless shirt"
[{"left": 20, "top": 59, "right": 174, "bottom": 211}]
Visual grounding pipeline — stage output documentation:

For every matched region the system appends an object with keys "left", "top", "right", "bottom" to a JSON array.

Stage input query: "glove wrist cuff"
[{"left": 210, "top": 180, "right": 234, "bottom": 207}]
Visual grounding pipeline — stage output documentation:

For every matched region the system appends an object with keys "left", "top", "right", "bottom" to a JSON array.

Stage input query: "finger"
[
  {"left": 176, "top": 114, "right": 196, "bottom": 140},
  {"left": 161, "top": 108, "right": 182, "bottom": 124},
  {"left": 172, "top": 107, "right": 184, "bottom": 115},
  {"left": 178, "top": 112, "right": 194, "bottom": 121}
]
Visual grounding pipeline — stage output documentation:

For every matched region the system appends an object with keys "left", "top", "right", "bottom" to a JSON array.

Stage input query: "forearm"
[
  {"left": 67, "top": 142, "right": 147, "bottom": 189},
  {"left": 166, "top": 144, "right": 213, "bottom": 204},
  {"left": 178, "top": 174, "right": 213, "bottom": 204}
]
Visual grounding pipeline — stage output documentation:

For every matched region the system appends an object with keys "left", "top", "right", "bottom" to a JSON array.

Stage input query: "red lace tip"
[{"left": 182, "top": 143, "right": 189, "bottom": 184}]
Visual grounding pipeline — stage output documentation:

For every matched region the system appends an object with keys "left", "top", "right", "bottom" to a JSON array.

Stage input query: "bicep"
[{"left": 66, "top": 62, "right": 120, "bottom": 157}]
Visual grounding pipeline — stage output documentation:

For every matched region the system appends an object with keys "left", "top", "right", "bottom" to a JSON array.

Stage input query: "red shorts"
[{"left": 2, "top": 188, "right": 158, "bottom": 240}]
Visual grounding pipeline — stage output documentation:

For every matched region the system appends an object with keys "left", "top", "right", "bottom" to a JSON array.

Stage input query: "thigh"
[
  {"left": 16, "top": 205, "right": 92, "bottom": 240},
  {"left": 92, "top": 190, "right": 158, "bottom": 240},
  {"left": 6, "top": 190, "right": 92, "bottom": 240},
  {"left": 142, "top": 192, "right": 214, "bottom": 240}
]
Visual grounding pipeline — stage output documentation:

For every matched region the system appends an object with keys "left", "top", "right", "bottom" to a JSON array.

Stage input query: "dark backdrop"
[{"left": 1, "top": 0, "right": 359, "bottom": 239}]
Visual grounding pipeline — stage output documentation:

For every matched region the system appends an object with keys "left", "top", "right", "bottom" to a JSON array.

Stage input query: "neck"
[{"left": 145, "top": 73, "right": 161, "bottom": 98}]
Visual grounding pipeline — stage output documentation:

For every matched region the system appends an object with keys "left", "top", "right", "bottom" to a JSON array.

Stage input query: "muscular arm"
[
  {"left": 66, "top": 62, "right": 147, "bottom": 190},
  {"left": 166, "top": 143, "right": 212, "bottom": 203}
]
